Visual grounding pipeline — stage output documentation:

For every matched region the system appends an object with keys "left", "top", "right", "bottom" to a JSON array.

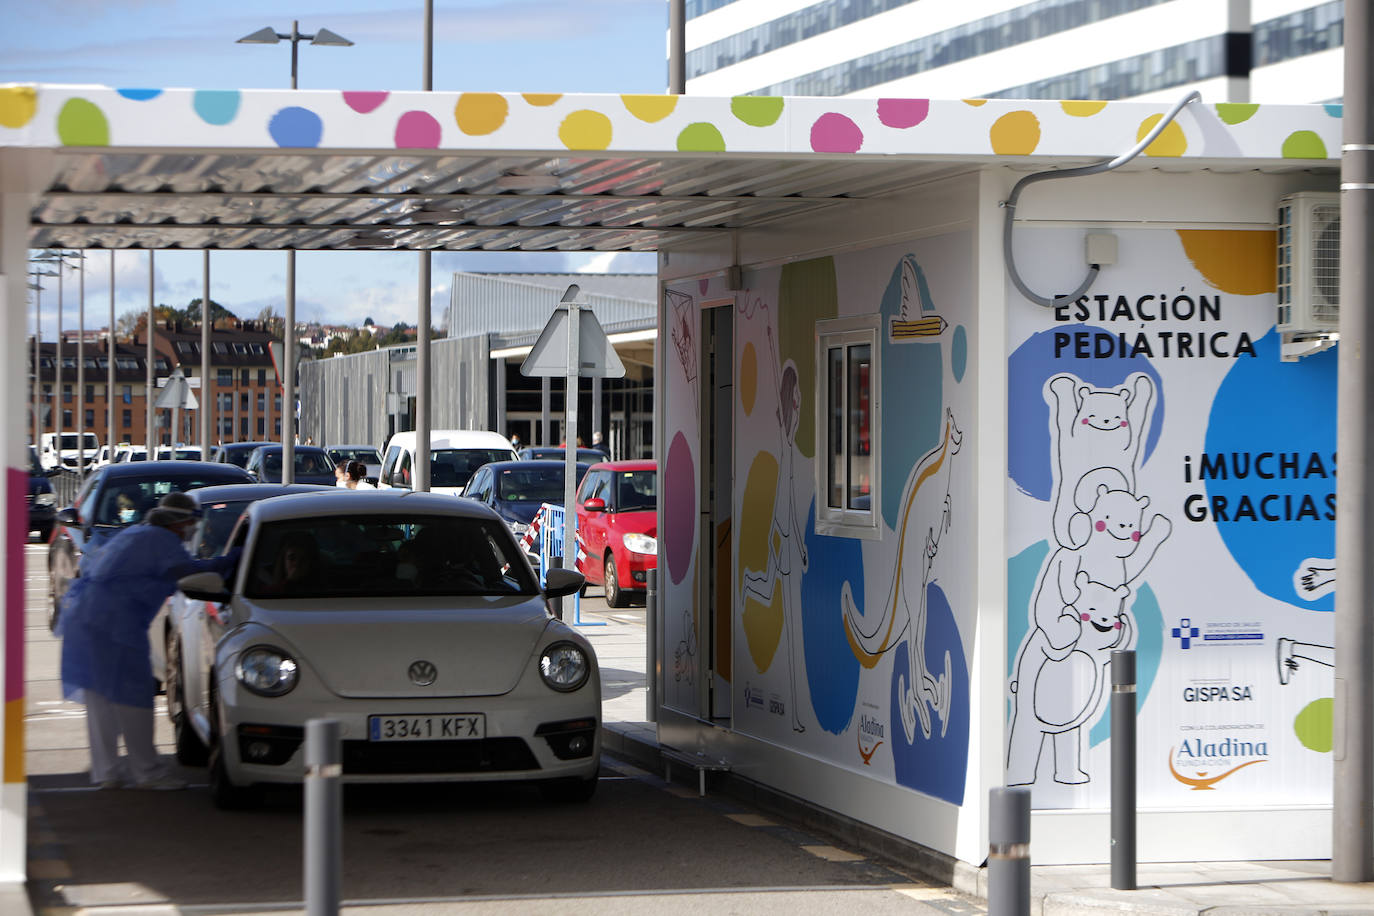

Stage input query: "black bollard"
[
  {"left": 988, "top": 786, "right": 1031, "bottom": 915},
  {"left": 304, "top": 718, "right": 342, "bottom": 916},
  {"left": 1111, "top": 649, "right": 1137, "bottom": 890}
]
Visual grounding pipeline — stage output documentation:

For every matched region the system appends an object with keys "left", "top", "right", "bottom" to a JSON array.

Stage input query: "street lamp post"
[
  {"left": 27, "top": 260, "right": 57, "bottom": 448},
  {"left": 238, "top": 20, "right": 352, "bottom": 482}
]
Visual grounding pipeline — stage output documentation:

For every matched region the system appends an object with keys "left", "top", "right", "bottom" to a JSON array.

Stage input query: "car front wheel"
[
  {"left": 168, "top": 636, "right": 208, "bottom": 767},
  {"left": 604, "top": 553, "right": 627, "bottom": 608}
]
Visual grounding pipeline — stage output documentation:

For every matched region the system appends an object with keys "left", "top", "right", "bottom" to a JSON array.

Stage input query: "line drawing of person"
[{"left": 741, "top": 322, "right": 809, "bottom": 733}]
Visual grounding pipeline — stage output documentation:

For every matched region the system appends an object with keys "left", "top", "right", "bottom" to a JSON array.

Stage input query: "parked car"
[
  {"left": 170, "top": 490, "right": 596, "bottom": 808},
  {"left": 210, "top": 441, "right": 274, "bottom": 468},
  {"left": 46, "top": 460, "right": 255, "bottom": 631},
  {"left": 574, "top": 461, "right": 657, "bottom": 608},
  {"left": 115, "top": 445, "right": 149, "bottom": 462},
  {"left": 378, "top": 430, "right": 517, "bottom": 496},
  {"left": 244, "top": 445, "right": 337, "bottom": 484},
  {"left": 518, "top": 446, "right": 607, "bottom": 464},
  {"left": 157, "top": 445, "right": 203, "bottom": 461},
  {"left": 150, "top": 482, "right": 335, "bottom": 754},
  {"left": 325, "top": 444, "right": 383, "bottom": 482},
  {"left": 462, "top": 460, "right": 592, "bottom": 569},
  {"left": 40, "top": 431, "right": 101, "bottom": 472},
  {"left": 28, "top": 446, "right": 59, "bottom": 541}
]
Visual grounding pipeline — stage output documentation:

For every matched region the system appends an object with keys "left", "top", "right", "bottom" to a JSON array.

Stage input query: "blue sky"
[{"left": 7, "top": 0, "right": 667, "bottom": 337}]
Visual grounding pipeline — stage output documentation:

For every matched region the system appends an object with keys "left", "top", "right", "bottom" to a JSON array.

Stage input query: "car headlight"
[
  {"left": 236, "top": 645, "right": 299, "bottom": 697},
  {"left": 539, "top": 641, "right": 589, "bottom": 693},
  {"left": 34, "top": 493, "right": 57, "bottom": 507},
  {"left": 623, "top": 532, "right": 657, "bottom": 556}
]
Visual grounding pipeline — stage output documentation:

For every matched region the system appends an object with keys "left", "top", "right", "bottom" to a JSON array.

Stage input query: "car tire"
[
  {"left": 604, "top": 554, "right": 627, "bottom": 608},
  {"left": 168, "top": 637, "right": 208, "bottom": 767},
  {"left": 539, "top": 774, "right": 597, "bottom": 803}
]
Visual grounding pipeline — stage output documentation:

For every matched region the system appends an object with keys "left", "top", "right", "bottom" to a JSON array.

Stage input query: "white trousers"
[{"left": 84, "top": 693, "right": 164, "bottom": 785}]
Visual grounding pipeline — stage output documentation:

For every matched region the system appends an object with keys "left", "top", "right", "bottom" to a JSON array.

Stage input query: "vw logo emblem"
[{"left": 408, "top": 660, "right": 437, "bottom": 686}]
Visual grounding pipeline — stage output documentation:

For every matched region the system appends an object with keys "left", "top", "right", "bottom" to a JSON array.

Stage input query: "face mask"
[{"left": 118, "top": 508, "right": 137, "bottom": 523}]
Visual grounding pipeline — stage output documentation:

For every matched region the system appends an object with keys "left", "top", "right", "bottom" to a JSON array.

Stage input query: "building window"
[
  {"left": 62, "top": 409, "right": 73, "bottom": 426},
  {"left": 257, "top": 417, "right": 266, "bottom": 436},
  {"left": 122, "top": 409, "right": 131, "bottom": 428},
  {"left": 62, "top": 384, "right": 72, "bottom": 403},
  {"left": 258, "top": 368, "right": 267, "bottom": 385},
  {"left": 274, "top": 393, "right": 282, "bottom": 413},
  {"left": 240, "top": 368, "right": 250, "bottom": 385},
  {"left": 240, "top": 392, "right": 249, "bottom": 410},
  {"left": 815, "top": 316, "right": 879, "bottom": 537},
  {"left": 121, "top": 385, "right": 132, "bottom": 404},
  {"left": 217, "top": 369, "right": 233, "bottom": 386},
  {"left": 85, "top": 384, "right": 94, "bottom": 400},
  {"left": 213, "top": 342, "right": 228, "bottom": 354},
  {"left": 275, "top": 417, "right": 282, "bottom": 436},
  {"left": 257, "top": 392, "right": 266, "bottom": 414},
  {"left": 240, "top": 418, "right": 249, "bottom": 436},
  {"left": 85, "top": 409, "right": 94, "bottom": 427}
]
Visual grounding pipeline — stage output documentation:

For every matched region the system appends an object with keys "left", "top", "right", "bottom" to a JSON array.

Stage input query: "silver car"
[{"left": 171, "top": 490, "right": 598, "bottom": 808}]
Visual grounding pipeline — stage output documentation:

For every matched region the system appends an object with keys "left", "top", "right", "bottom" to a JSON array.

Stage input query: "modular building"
[{"left": 0, "top": 84, "right": 1343, "bottom": 882}]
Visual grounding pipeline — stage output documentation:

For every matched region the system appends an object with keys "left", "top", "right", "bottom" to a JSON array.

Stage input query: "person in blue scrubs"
[{"left": 58, "top": 492, "right": 239, "bottom": 790}]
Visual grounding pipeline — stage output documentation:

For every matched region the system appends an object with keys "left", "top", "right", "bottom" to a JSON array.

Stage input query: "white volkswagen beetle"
[{"left": 171, "top": 490, "right": 599, "bottom": 808}]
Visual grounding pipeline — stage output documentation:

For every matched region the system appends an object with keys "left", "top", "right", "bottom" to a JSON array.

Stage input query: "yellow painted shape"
[
  {"left": 559, "top": 109, "right": 613, "bottom": 150},
  {"left": 0, "top": 86, "right": 37, "bottom": 128},
  {"left": 739, "top": 452, "right": 783, "bottom": 670},
  {"left": 3, "top": 697, "right": 23, "bottom": 783},
  {"left": 739, "top": 340, "right": 758, "bottom": 416},
  {"left": 777, "top": 258, "right": 838, "bottom": 459},
  {"left": 1137, "top": 114, "right": 1187, "bottom": 157},
  {"left": 1061, "top": 100, "right": 1107, "bottom": 117},
  {"left": 622, "top": 94, "right": 678, "bottom": 123},
  {"left": 522, "top": 93, "right": 562, "bottom": 107},
  {"left": 454, "top": 92, "right": 509, "bottom": 135},
  {"left": 962, "top": 99, "right": 989, "bottom": 107},
  {"left": 1176, "top": 229, "right": 1276, "bottom": 295},
  {"left": 990, "top": 111, "right": 1040, "bottom": 155}
]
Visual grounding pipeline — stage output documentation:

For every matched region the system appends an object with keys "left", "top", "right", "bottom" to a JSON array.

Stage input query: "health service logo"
[{"left": 1167, "top": 741, "right": 1267, "bottom": 790}]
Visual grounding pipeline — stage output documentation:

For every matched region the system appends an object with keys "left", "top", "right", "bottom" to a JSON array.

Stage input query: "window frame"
[{"left": 814, "top": 315, "right": 881, "bottom": 539}]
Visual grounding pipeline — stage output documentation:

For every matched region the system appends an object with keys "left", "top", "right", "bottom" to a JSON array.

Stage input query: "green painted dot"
[
  {"left": 677, "top": 122, "right": 725, "bottom": 152},
  {"left": 57, "top": 98, "right": 109, "bottom": 146},
  {"left": 731, "top": 96, "right": 784, "bottom": 127},
  {"left": 1294, "top": 697, "right": 1333, "bottom": 752},
  {"left": 1282, "top": 130, "right": 1327, "bottom": 159},
  {"left": 1216, "top": 103, "right": 1259, "bottom": 125}
]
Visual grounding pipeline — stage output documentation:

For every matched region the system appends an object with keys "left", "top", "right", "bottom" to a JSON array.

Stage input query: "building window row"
[
  {"left": 686, "top": 0, "right": 739, "bottom": 21},
  {"left": 744, "top": 0, "right": 1342, "bottom": 99},
  {"left": 1253, "top": 0, "right": 1342, "bottom": 67}
]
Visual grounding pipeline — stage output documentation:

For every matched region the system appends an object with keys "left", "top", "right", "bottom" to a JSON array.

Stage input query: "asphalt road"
[{"left": 22, "top": 542, "right": 985, "bottom": 915}]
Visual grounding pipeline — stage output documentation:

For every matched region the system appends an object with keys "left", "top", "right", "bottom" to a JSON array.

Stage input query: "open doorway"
[{"left": 699, "top": 298, "right": 734, "bottom": 722}]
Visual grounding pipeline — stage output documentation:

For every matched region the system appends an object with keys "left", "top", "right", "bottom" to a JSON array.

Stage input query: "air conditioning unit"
[{"left": 1276, "top": 191, "right": 1340, "bottom": 334}]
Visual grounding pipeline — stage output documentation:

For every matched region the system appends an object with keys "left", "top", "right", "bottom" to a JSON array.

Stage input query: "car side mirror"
[
  {"left": 179, "top": 571, "right": 231, "bottom": 602},
  {"left": 55, "top": 507, "right": 79, "bottom": 525},
  {"left": 543, "top": 567, "right": 585, "bottom": 600},
  {"left": 583, "top": 497, "right": 607, "bottom": 512}
]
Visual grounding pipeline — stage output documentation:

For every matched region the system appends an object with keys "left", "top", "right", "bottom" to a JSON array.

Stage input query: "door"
[{"left": 698, "top": 300, "right": 734, "bottom": 722}]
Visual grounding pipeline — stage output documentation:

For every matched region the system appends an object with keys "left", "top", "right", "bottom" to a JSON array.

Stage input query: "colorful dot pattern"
[{"left": 0, "top": 86, "right": 1342, "bottom": 166}]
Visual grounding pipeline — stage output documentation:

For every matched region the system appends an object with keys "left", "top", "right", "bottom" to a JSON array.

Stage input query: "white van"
[
  {"left": 39, "top": 432, "right": 101, "bottom": 471},
  {"left": 378, "top": 429, "right": 517, "bottom": 496}
]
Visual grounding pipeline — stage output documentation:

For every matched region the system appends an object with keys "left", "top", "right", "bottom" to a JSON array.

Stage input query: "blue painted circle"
[
  {"left": 950, "top": 325, "right": 968, "bottom": 382},
  {"left": 116, "top": 89, "right": 162, "bottom": 101},
  {"left": 268, "top": 106, "right": 323, "bottom": 148},
  {"left": 799, "top": 499, "right": 862, "bottom": 734},
  {"left": 193, "top": 90, "right": 241, "bottom": 126}
]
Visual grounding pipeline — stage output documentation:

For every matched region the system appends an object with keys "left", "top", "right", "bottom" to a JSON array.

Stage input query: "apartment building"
[{"left": 683, "top": 0, "right": 1344, "bottom": 103}]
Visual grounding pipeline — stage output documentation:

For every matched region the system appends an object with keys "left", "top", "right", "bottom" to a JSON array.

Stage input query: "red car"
[{"left": 574, "top": 460, "right": 657, "bottom": 607}]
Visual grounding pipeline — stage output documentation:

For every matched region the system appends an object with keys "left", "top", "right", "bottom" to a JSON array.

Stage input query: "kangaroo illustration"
[
  {"left": 842, "top": 408, "right": 963, "bottom": 741},
  {"left": 1007, "top": 571, "right": 1134, "bottom": 786}
]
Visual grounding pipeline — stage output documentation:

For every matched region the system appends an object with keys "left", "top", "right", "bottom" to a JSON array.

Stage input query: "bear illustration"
[
  {"left": 1007, "top": 571, "right": 1134, "bottom": 786},
  {"left": 1032, "top": 478, "right": 1170, "bottom": 653},
  {"left": 1047, "top": 373, "right": 1154, "bottom": 549}
]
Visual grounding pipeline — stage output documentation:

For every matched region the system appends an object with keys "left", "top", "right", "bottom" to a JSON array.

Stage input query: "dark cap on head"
[{"left": 145, "top": 491, "right": 199, "bottom": 528}]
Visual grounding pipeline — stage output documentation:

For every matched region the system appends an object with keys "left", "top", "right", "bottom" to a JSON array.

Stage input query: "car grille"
[{"left": 341, "top": 738, "right": 539, "bottom": 775}]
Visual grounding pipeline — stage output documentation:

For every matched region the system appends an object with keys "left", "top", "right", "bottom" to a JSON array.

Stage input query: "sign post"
[
  {"left": 520, "top": 285, "right": 625, "bottom": 609},
  {"left": 154, "top": 366, "right": 199, "bottom": 458}
]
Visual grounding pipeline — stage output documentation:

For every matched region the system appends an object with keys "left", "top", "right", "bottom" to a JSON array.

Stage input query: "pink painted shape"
[
  {"left": 1132, "top": 531, "right": 1141, "bottom": 542},
  {"left": 7, "top": 468, "right": 23, "bottom": 702},
  {"left": 1095, "top": 520, "right": 1106, "bottom": 532},
  {"left": 343, "top": 91, "right": 389, "bottom": 114},
  {"left": 1080, "top": 612, "right": 1091, "bottom": 621},
  {"left": 395, "top": 111, "right": 441, "bottom": 149},
  {"left": 877, "top": 98, "right": 929, "bottom": 129},
  {"left": 810, "top": 112, "right": 863, "bottom": 153},
  {"left": 698, "top": 278, "right": 710, "bottom": 295}
]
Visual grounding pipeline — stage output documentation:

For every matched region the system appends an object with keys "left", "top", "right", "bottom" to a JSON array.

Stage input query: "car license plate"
[{"left": 368, "top": 714, "right": 485, "bottom": 741}]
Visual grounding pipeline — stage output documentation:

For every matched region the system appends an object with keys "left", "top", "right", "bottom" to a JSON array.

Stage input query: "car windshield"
[
  {"left": 263, "top": 450, "right": 334, "bottom": 475},
  {"left": 94, "top": 474, "right": 241, "bottom": 526},
  {"left": 244, "top": 514, "right": 537, "bottom": 599},
  {"left": 58, "top": 434, "right": 99, "bottom": 449},
  {"left": 328, "top": 447, "right": 381, "bottom": 464},
  {"left": 616, "top": 470, "right": 657, "bottom": 511},
  {"left": 497, "top": 466, "right": 569, "bottom": 503},
  {"left": 221, "top": 446, "right": 262, "bottom": 467},
  {"left": 430, "top": 448, "right": 512, "bottom": 489},
  {"left": 195, "top": 499, "right": 254, "bottom": 557}
]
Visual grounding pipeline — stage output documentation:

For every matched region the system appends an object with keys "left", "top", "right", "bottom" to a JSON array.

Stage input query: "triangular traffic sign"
[{"left": 520, "top": 306, "right": 626, "bottom": 378}]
